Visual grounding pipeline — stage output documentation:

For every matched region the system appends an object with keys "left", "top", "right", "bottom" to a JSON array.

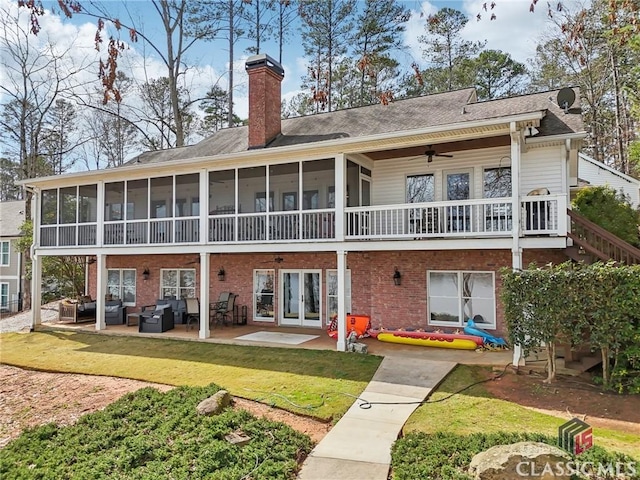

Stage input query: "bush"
[
  {"left": 391, "top": 432, "right": 639, "bottom": 480},
  {"left": 0, "top": 384, "right": 312, "bottom": 480},
  {"left": 572, "top": 186, "right": 640, "bottom": 247}
]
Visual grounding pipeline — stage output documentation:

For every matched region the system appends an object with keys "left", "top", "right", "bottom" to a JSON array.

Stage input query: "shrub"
[
  {"left": 0, "top": 384, "right": 312, "bottom": 480},
  {"left": 391, "top": 431, "right": 639, "bottom": 480}
]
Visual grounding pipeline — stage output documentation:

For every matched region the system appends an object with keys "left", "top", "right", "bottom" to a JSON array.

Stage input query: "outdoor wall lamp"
[
  {"left": 142, "top": 267, "right": 150, "bottom": 281},
  {"left": 393, "top": 267, "right": 402, "bottom": 286},
  {"left": 218, "top": 267, "right": 226, "bottom": 281}
]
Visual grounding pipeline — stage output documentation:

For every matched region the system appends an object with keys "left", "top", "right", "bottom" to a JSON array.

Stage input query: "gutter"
[{"left": 17, "top": 110, "right": 547, "bottom": 188}]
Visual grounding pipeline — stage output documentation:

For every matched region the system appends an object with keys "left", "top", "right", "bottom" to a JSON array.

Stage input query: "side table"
[{"left": 127, "top": 313, "right": 141, "bottom": 326}]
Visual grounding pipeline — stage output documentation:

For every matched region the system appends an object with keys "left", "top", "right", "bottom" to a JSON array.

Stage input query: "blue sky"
[{"left": 8, "top": 0, "right": 555, "bottom": 119}]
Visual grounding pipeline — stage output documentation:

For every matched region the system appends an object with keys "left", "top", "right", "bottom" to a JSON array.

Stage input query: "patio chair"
[
  {"left": 139, "top": 304, "right": 174, "bottom": 333},
  {"left": 185, "top": 298, "right": 200, "bottom": 331},
  {"left": 210, "top": 293, "right": 235, "bottom": 328}
]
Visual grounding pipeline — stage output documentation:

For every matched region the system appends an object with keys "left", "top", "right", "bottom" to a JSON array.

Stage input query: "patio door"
[
  {"left": 444, "top": 169, "right": 472, "bottom": 232},
  {"left": 279, "top": 269, "right": 322, "bottom": 327}
]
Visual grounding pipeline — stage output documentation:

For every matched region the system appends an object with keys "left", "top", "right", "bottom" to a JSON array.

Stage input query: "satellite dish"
[
  {"left": 556, "top": 87, "right": 576, "bottom": 113},
  {"left": 424, "top": 146, "right": 453, "bottom": 163}
]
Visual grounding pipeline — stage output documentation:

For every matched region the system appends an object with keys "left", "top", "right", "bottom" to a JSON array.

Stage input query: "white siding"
[
  {"left": 578, "top": 155, "right": 640, "bottom": 207},
  {"left": 520, "top": 146, "right": 564, "bottom": 195},
  {"left": 372, "top": 145, "right": 567, "bottom": 206}
]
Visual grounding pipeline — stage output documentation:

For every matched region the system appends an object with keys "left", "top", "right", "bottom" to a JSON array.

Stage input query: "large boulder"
[
  {"left": 469, "top": 441, "right": 572, "bottom": 480},
  {"left": 196, "top": 390, "right": 231, "bottom": 416}
]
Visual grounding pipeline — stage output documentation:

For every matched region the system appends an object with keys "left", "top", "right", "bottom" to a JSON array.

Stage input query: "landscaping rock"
[
  {"left": 469, "top": 441, "right": 572, "bottom": 480},
  {"left": 196, "top": 390, "right": 231, "bottom": 415}
]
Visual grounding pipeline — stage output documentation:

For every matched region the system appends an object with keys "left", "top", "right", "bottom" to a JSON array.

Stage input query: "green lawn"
[
  {"left": 0, "top": 331, "right": 381, "bottom": 422},
  {"left": 1, "top": 331, "right": 638, "bottom": 459}
]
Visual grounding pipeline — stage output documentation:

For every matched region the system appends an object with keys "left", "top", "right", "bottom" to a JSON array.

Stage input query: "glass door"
[
  {"left": 279, "top": 270, "right": 322, "bottom": 327},
  {"left": 444, "top": 170, "right": 472, "bottom": 232}
]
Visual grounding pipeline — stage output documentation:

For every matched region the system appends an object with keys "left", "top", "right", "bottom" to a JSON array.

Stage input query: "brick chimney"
[{"left": 245, "top": 54, "right": 285, "bottom": 149}]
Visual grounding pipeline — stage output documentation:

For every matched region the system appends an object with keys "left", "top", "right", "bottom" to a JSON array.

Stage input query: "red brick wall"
[
  {"left": 247, "top": 66, "right": 283, "bottom": 148},
  {"left": 86, "top": 248, "right": 569, "bottom": 336}
]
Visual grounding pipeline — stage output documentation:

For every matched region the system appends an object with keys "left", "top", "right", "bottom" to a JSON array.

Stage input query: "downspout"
[{"left": 510, "top": 123, "right": 524, "bottom": 367}]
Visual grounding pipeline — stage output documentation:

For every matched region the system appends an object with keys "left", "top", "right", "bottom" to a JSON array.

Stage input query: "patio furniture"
[
  {"left": 210, "top": 293, "right": 235, "bottom": 328},
  {"left": 185, "top": 298, "right": 200, "bottom": 331},
  {"left": 126, "top": 312, "right": 140, "bottom": 326},
  {"left": 156, "top": 297, "right": 187, "bottom": 324},
  {"left": 139, "top": 304, "right": 174, "bottom": 333},
  {"left": 105, "top": 299, "right": 127, "bottom": 325},
  {"left": 58, "top": 297, "right": 96, "bottom": 323}
]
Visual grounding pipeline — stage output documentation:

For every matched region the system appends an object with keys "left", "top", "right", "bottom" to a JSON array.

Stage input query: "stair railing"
[{"left": 567, "top": 209, "right": 640, "bottom": 265}]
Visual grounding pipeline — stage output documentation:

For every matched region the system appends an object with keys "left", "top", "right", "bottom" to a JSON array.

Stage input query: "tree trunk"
[
  {"left": 601, "top": 346, "right": 610, "bottom": 389},
  {"left": 545, "top": 341, "right": 556, "bottom": 383}
]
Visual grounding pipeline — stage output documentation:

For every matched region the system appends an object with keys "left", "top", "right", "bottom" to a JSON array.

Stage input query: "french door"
[
  {"left": 279, "top": 269, "right": 322, "bottom": 327},
  {"left": 444, "top": 169, "right": 472, "bottom": 232}
]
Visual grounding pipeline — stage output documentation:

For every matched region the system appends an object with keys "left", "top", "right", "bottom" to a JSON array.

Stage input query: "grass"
[
  {"left": 0, "top": 331, "right": 381, "bottom": 422},
  {"left": 403, "top": 365, "right": 640, "bottom": 460},
  {"left": 1, "top": 331, "right": 638, "bottom": 461}
]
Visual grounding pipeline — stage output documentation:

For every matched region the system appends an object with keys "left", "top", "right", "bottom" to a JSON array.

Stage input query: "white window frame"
[
  {"left": 253, "top": 269, "right": 275, "bottom": 322},
  {"left": 106, "top": 269, "right": 136, "bottom": 307},
  {"left": 160, "top": 268, "right": 197, "bottom": 299},
  {"left": 0, "top": 241, "right": 9, "bottom": 266},
  {"left": 0, "top": 282, "right": 8, "bottom": 308},
  {"left": 427, "top": 270, "right": 496, "bottom": 329},
  {"left": 326, "top": 270, "right": 352, "bottom": 321}
]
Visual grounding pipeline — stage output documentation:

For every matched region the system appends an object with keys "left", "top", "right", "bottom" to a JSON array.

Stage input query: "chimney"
[{"left": 245, "top": 54, "right": 285, "bottom": 149}]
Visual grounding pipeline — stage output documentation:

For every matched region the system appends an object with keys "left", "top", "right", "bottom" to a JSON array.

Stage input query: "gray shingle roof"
[
  {"left": 0, "top": 200, "right": 26, "bottom": 237},
  {"left": 128, "top": 87, "right": 582, "bottom": 166}
]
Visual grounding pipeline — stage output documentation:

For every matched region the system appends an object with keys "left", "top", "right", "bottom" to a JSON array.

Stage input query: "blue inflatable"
[{"left": 463, "top": 318, "right": 507, "bottom": 346}]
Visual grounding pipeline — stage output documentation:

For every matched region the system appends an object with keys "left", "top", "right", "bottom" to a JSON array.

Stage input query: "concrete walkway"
[{"left": 297, "top": 356, "right": 457, "bottom": 480}]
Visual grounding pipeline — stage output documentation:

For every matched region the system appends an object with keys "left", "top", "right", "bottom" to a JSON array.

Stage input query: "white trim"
[
  {"left": 427, "top": 270, "right": 497, "bottom": 329},
  {"left": 0, "top": 240, "right": 10, "bottom": 266},
  {"left": 253, "top": 269, "right": 275, "bottom": 323},
  {"left": 18, "top": 113, "right": 548, "bottom": 188},
  {"left": 579, "top": 153, "right": 640, "bottom": 186}
]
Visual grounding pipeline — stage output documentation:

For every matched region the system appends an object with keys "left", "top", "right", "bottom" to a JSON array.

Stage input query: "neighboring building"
[
  {"left": 20, "top": 54, "right": 585, "bottom": 357},
  {"left": 572, "top": 153, "right": 640, "bottom": 207},
  {"left": 0, "top": 200, "right": 26, "bottom": 313}
]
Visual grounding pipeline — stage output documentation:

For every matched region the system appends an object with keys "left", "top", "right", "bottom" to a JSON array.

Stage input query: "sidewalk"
[{"left": 297, "top": 356, "right": 456, "bottom": 480}]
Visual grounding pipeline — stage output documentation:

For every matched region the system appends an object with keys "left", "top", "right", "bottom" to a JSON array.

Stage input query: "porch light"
[
  {"left": 142, "top": 268, "right": 150, "bottom": 281},
  {"left": 393, "top": 268, "right": 402, "bottom": 286},
  {"left": 218, "top": 267, "right": 226, "bottom": 281}
]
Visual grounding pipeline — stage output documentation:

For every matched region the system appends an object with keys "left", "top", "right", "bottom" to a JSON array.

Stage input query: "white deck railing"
[{"left": 39, "top": 196, "right": 565, "bottom": 247}]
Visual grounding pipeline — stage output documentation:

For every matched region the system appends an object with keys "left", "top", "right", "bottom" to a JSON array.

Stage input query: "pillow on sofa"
[{"left": 105, "top": 305, "right": 120, "bottom": 313}]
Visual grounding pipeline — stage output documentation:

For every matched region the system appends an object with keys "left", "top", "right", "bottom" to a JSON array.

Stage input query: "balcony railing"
[
  {"left": 38, "top": 196, "right": 566, "bottom": 247},
  {"left": 345, "top": 195, "right": 566, "bottom": 240}
]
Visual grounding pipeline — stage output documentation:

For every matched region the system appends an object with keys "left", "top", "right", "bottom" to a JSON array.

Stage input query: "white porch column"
[
  {"left": 31, "top": 253, "right": 42, "bottom": 328},
  {"left": 30, "top": 189, "right": 41, "bottom": 328},
  {"left": 96, "top": 180, "right": 104, "bottom": 247},
  {"left": 510, "top": 123, "right": 523, "bottom": 271},
  {"left": 199, "top": 169, "right": 208, "bottom": 245},
  {"left": 336, "top": 250, "right": 347, "bottom": 351},
  {"left": 199, "top": 252, "right": 210, "bottom": 339},
  {"left": 95, "top": 254, "right": 106, "bottom": 331},
  {"left": 334, "top": 153, "right": 346, "bottom": 241},
  {"left": 510, "top": 124, "right": 524, "bottom": 366}
]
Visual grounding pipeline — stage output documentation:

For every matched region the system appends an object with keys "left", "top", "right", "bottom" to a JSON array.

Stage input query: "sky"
[{"left": 0, "top": 0, "right": 561, "bottom": 165}]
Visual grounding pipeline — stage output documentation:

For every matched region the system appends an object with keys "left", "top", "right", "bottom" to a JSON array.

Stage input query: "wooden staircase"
[
  {"left": 565, "top": 209, "right": 640, "bottom": 265},
  {"left": 554, "top": 210, "right": 640, "bottom": 373}
]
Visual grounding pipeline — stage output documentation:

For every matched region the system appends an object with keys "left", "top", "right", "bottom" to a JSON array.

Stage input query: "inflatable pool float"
[
  {"left": 372, "top": 330, "right": 483, "bottom": 350},
  {"left": 463, "top": 319, "right": 507, "bottom": 346}
]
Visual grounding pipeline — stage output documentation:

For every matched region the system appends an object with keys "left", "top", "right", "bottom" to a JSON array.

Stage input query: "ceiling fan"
[{"left": 424, "top": 146, "right": 453, "bottom": 163}]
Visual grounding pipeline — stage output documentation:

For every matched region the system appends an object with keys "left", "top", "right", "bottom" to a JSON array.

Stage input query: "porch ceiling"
[{"left": 362, "top": 135, "right": 511, "bottom": 161}]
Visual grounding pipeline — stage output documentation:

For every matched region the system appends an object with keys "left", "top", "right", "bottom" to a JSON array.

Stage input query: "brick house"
[{"left": 20, "top": 54, "right": 585, "bottom": 356}]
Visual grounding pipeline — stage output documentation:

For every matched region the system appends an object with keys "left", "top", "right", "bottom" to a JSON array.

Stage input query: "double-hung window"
[
  {"left": 107, "top": 269, "right": 136, "bottom": 306},
  {"left": 0, "top": 241, "right": 9, "bottom": 266},
  {"left": 326, "top": 270, "right": 352, "bottom": 321},
  {"left": 253, "top": 269, "right": 275, "bottom": 320},
  {"left": 0, "top": 283, "right": 8, "bottom": 309},
  {"left": 428, "top": 271, "right": 496, "bottom": 329},
  {"left": 161, "top": 269, "right": 196, "bottom": 299}
]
